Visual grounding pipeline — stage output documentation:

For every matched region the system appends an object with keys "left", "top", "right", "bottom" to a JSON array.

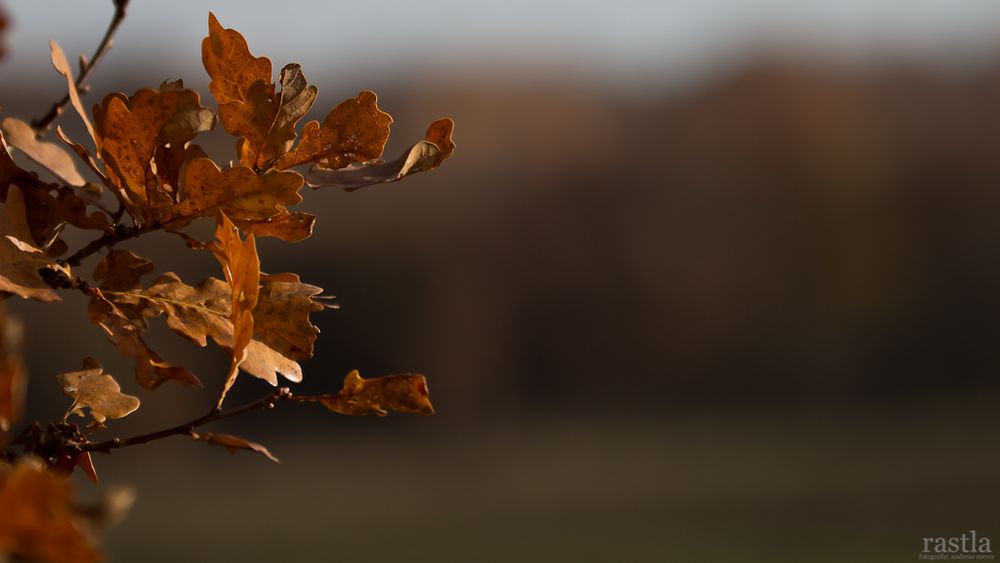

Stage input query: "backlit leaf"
[
  {"left": 92, "top": 249, "right": 154, "bottom": 292},
  {"left": 210, "top": 212, "right": 260, "bottom": 406},
  {"left": 0, "top": 186, "right": 63, "bottom": 302},
  {"left": 202, "top": 13, "right": 271, "bottom": 106},
  {"left": 87, "top": 290, "right": 201, "bottom": 389},
  {"left": 298, "top": 370, "right": 435, "bottom": 416},
  {"left": 235, "top": 210, "right": 316, "bottom": 242},
  {"left": 57, "top": 357, "right": 140, "bottom": 425},
  {"left": 133, "top": 273, "right": 305, "bottom": 386},
  {"left": 304, "top": 118, "right": 455, "bottom": 191},
  {"left": 276, "top": 90, "right": 391, "bottom": 170},
  {"left": 1, "top": 118, "right": 85, "bottom": 186},
  {"left": 191, "top": 431, "right": 278, "bottom": 462},
  {"left": 175, "top": 158, "right": 303, "bottom": 221},
  {"left": 254, "top": 273, "right": 334, "bottom": 360},
  {"left": 93, "top": 83, "right": 216, "bottom": 223},
  {"left": 49, "top": 40, "right": 97, "bottom": 148}
]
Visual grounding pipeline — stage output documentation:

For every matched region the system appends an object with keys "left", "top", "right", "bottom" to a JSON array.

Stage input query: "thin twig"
[
  {"left": 31, "top": 0, "right": 131, "bottom": 133},
  {"left": 81, "top": 387, "right": 292, "bottom": 454},
  {"left": 63, "top": 221, "right": 154, "bottom": 267}
]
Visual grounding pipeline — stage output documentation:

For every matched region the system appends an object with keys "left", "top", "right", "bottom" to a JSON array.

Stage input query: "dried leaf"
[
  {"left": 191, "top": 431, "right": 278, "bottom": 462},
  {"left": 276, "top": 90, "right": 392, "bottom": 170},
  {"left": 254, "top": 273, "right": 333, "bottom": 360},
  {"left": 0, "top": 305, "right": 25, "bottom": 436},
  {"left": 0, "top": 186, "right": 63, "bottom": 302},
  {"left": 202, "top": 13, "right": 271, "bottom": 106},
  {"left": 235, "top": 210, "right": 315, "bottom": 242},
  {"left": 0, "top": 457, "right": 100, "bottom": 563},
  {"left": 87, "top": 290, "right": 201, "bottom": 389},
  {"left": 175, "top": 158, "right": 303, "bottom": 221},
  {"left": 56, "top": 126, "right": 109, "bottom": 187},
  {"left": 132, "top": 272, "right": 305, "bottom": 386},
  {"left": 210, "top": 212, "right": 260, "bottom": 406},
  {"left": 221, "top": 65, "right": 319, "bottom": 169},
  {"left": 70, "top": 452, "right": 99, "bottom": 484},
  {"left": 304, "top": 118, "right": 455, "bottom": 191},
  {"left": 49, "top": 40, "right": 97, "bottom": 148},
  {"left": 0, "top": 129, "right": 110, "bottom": 256},
  {"left": 92, "top": 249, "right": 154, "bottom": 292},
  {"left": 202, "top": 15, "right": 318, "bottom": 169},
  {"left": 1, "top": 118, "right": 85, "bottom": 186},
  {"left": 57, "top": 358, "right": 140, "bottom": 425},
  {"left": 300, "top": 370, "right": 435, "bottom": 416},
  {"left": 92, "top": 82, "right": 215, "bottom": 223},
  {"left": 261, "top": 64, "right": 318, "bottom": 165}
]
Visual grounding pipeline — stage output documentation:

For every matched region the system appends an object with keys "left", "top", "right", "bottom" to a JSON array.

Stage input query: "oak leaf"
[
  {"left": 0, "top": 131, "right": 110, "bottom": 256},
  {"left": 202, "top": 15, "right": 317, "bottom": 169},
  {"left": 92, "top": 249, "right": 155, "bottom": 292},
  {"left": 210, "top": 212, "right": 260, "bottom": 406},
  {"left": 87, "top": 290, "right": 201, "bottom": 389},
  {"left": 222, "top": 64, "right": 318, "bottom": 169},
  {"left": 275, "top": 90, "right": 391, "bottom": 170},
  {"left": 49, "top": 40, "right": 97, "bottom": 148},
  {"left": 304, "top": 118, "right": 455, "bottom": 191},
  {"left": 92, "top": 82, "right": 216, "bottom": 223},
  {"left": 0, "top": 186, "right": 64, "bottom": 302},
  {"left": 191, "top": 431, "right": 278, "bottom": 463},
  {"left": 58, "top": 358, "right": 140, "bottom": 425},
  {"left": 0, "top": 117, "right": 85, "bottom": 186},
  {"left": 175, "top": 157, "right": 303, "bottom": 221},
  {"left": 299, "top": 370, "right": 435, "bottom": 416},
  {"left": 254, "top": 273, "right": 333, "bottom": 360},
  {"left": 115, "top": 272, "right": 301, "bottom": 385},
  {"left": 235, "top": 210, "right": 315, "bottom": 242},
  {"left": 0, "top": 457, "right": 100, "bottom": 563},
  {"left": 202, "top": 13, "right": 271, "bottom": 108}
]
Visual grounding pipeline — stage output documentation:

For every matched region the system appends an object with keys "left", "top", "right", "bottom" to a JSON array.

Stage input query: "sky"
[{"left": 4, "top": 0, "right": 1000, "bottom": 90}]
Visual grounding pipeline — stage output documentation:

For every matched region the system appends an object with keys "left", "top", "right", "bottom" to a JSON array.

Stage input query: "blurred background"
[{"left": 4, "top": 1, "right": 1000, "bottom": 561}]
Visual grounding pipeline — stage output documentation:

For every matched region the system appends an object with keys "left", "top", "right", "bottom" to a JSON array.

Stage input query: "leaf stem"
[
  {"left": 81, "top": 387, "right": 292, "bottom": 454},
  {"left": 31, "top": 0, "right": 131, "bottom": 133}
]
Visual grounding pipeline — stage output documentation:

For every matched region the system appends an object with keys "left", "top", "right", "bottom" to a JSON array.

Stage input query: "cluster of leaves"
[{"left": 0, "top": 10, "right": 449, "bottom": 562}]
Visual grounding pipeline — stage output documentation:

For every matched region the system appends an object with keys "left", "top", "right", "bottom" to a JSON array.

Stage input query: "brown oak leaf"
[
  {"left": 1, "top": 117, "right": 85, "bottom": 186},
  {"left": 121, "top": 272, "right": 304, "bottom": 385},
  {"left": 275, "top": 90, "right": 392, "bottom": 171},
  {"left": 175, "top": 157, "right": 303, "bottom": 221},
  {"left": 92, "top": 82, "right": 216, "bottom": 223},
  {"left": 87, "top": 289, "right": 201, "bottom": 389},
  {"left": 49, "top": 40, "right": 97, "bottom": 148},
  {"left": 202, "top": 13, "right": 271, "bottom": 108},
  {"left": 57, "top": 358, "right": 140, "bottom": 425},
  {"left": 92, "top": 249, "right": 154, "bottom": 292},
  {"left": 0, "top": 131, "right": 110, "bottom": 257},
  {"left": 304, "top": 118, "right": 455, "bottom": 191},
  {"left": 0, "top": 186, "right": 64, "bottom": 302},
  {"left": 210, "top": 212, "right": 259, "bottom": 406},
  {"left": 234, "top": 210, "right": 315, "bottom": 242},
  {"left": 298, "top": 370, "right": 435, "bottom": 416},
  {"left": 202, "top": 15, "right": 317, "bottom": 169},
  {"left": 0, "top": 457, "right": 100, "bottom": 563},
  {"left": 191, "top": 431, "right": 278, "bottom": 463},
  {"left": 254, "top": 272, "right": 334, "bottom": 360}
]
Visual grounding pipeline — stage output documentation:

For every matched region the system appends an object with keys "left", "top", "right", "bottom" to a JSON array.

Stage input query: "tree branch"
[
  {"left": 63, "top": 221, "right": 155, "bottom": 267},
  {"left": 81, "top": 387, "right": 292, "bottom": 454},
  {"left": 31, "top": 0, "right": 131, "bottom": 133}
]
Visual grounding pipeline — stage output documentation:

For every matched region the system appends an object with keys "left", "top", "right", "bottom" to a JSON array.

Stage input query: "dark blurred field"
[{"left": 4, "top": 1, "right": 1000, "bottom": 561}]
